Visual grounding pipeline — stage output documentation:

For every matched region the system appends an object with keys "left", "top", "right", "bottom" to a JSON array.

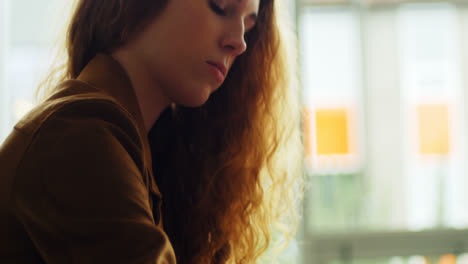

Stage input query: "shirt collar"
[
  {"left": 77, "top": 53, "right": 146, "bottom": 135},
  {"left": 77, "top": 53, "right": 162, "bottom": 198}
]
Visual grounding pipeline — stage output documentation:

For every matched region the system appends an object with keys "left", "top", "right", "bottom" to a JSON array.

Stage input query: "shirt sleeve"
[{"left": 12, "top": 111, "right": 176, "bottom": 264}]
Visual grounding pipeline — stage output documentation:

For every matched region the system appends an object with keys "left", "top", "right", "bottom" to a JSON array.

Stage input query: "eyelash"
[{"left": 210, "top": 1, "right": 226, "bottom": 16}]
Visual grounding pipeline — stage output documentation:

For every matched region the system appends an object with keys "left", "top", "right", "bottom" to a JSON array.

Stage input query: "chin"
[{"left": 177, "top": 86, "right": 212, "bottom": 108}]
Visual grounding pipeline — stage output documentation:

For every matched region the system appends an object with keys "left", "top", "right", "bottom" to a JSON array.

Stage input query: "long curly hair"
[{"left": 38, "top": 0, "right": 304, "bottom": 263}]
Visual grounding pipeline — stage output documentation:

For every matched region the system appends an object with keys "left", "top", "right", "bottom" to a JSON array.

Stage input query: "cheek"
[
  {"left": 161, "top": 8, "right": 220, "bottom": 76},
  {"left": 138, "top": 3, "right": 220, "bottom": 105},
  {"left": 170, "top": 4, "right": 219, "bottom": 51}
]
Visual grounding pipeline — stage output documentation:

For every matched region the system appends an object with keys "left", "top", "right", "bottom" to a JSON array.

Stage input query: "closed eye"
[{"left": 210, "top": 1, "right": 226, "bottom": 16}]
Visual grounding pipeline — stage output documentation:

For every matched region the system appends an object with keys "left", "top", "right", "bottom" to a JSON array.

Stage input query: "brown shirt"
[{"left": 0, "top": 54, "right": 177, "bottom": 263}]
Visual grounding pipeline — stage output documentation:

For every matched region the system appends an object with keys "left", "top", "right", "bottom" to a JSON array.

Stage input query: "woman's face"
[{"left": 127, "top": 0, "right": 260, "bottom": 107}]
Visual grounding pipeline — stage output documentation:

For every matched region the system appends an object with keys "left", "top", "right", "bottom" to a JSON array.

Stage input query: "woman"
[{"left": 0, "top": 0, "right": 302, "bottom": 263}]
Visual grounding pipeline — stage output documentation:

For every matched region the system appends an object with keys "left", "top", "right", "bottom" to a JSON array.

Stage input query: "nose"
[{"left": 220, "top": 21, "right": 247, "bottom": 57}]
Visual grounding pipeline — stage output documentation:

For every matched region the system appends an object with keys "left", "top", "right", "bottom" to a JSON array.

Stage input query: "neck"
[{"left": 111, "top": 49, "right": 171, "bottom": 132}]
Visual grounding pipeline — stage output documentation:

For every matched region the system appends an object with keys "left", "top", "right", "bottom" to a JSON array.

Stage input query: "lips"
[{"left": 207, "top": 61, "right": 227, "bottom": 78}]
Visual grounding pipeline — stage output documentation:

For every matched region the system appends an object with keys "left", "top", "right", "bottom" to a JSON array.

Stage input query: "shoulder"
[
  {"left": 14, "top": 95, "right": 149, "bottom": 217},
  {"left": 17, "top": 80, "right": 141, "bottom": 146},
  {"left": 43, "top": 95, "right": 142, "bottom": 150},
  {"left": 26, "top": 96, "right": 145, "bottom": 172},
  {"left": 15, "top": 80, "right": 147, "bottom": 182}
]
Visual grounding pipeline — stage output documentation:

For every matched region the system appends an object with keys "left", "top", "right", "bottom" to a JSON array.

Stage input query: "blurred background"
[{"left": 1, "top": 0, "right": 468, "bottom": 263}]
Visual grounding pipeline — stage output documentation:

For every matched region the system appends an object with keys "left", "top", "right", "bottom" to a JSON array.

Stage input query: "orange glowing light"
[
  {"left": 438, "top": 254, "right": 457, "bottom": 264},
  {"left": 418, "top": 104, "right": 450, "bottom": 155},
  {"left": 302, "top": 107, "right": 314, "bottom": 157},
  {"left": 315, "top": 108, "right": 349, "bottom": 155}
]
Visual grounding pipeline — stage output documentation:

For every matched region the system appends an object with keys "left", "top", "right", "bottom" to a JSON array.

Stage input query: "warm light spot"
[
  {"left": 315, "top": 108, "right": 349, "bottom": 155},
  {"left": 438, "top": 254, "right": 456, "bottom": 264},
  {"left": 417, "top": 104, "right": 450, "bottom": 155},
  {"left": 302, "top": 107, "right": 314, "bottom": 157},
  {"left": 14, "top": 99, "right": 34, "bottom": 121}
]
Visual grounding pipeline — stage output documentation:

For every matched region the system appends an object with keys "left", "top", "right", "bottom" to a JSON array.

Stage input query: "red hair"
[{"left": 38, "top": 0, "right": 303, "bottom": 263}]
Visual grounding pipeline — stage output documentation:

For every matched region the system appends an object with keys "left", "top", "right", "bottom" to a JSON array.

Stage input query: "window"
[
  {"left": 299, "top": 0, "right": 468, "bottom": 263},
  {"left": 398, "top": 3, "right": 467, "bottom": 230},
  {"left": 0, "top": 0, "right": 66, "bottom": 143}
]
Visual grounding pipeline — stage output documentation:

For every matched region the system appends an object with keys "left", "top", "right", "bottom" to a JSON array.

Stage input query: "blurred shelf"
[{"left": 303, "top": 228, "right": 468, "bottom": 263}]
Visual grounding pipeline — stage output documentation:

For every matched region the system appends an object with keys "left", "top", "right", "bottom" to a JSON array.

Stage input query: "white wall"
[
  {"left": 10, "top": 0, "right": 65, "bottom": 46},
  {"left": 0, "top": 0, "right": 11, "bottom": 143},
  {"left": 0, "top": 0, "right": 68, "bottom": 144},
  {"left": 362, "top": 7, "right": 406, "bottom": 229}
]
